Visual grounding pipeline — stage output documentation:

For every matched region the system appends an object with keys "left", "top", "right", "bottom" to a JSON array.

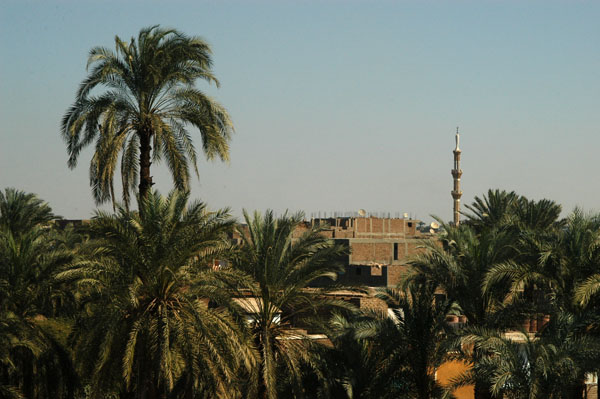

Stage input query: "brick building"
[{"left": 308, "top": 215, "right": 433, "bottom": 287}]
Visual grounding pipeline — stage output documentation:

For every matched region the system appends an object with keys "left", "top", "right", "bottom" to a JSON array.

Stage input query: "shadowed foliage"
[
  {"left": 0, "top": 188, "right": 58, "bottom": 237},
  {"left": 229, "top": 210, "right": 350, "bottom": 399},
  {"left": 59, "top": 191, "right": 253, "bottom": 399},
  {"left": 486, "top": 209, "right": 600, "bottom": 314},
  {"left": 316, "top": 281, "right": 454, "bottom": 399},
  {"left": 406, "top": 220, "right": 520, "bottom": 399},
  {"left": 319, "top": 311, "right": 409, "bottom": 399},
  {"left": 0, "top": 189, "right": 78, "bottom": 399},
  {"left": 374, "top": 282, "right": 454, "bottom": 399},
  {"left": 449, "top": 313, "right": 600, "bottom": 399}
]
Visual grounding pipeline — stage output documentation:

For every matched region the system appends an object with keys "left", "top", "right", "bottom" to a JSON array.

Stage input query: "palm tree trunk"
[
  {"left": 138, "top": 131, "right": 153, "bottom": 204},
  {"left": 257, "top": 329, "right": 275, "bottom": 399},
  {"left": 257, "top": 341, "right": 268, "bottom": 399}
]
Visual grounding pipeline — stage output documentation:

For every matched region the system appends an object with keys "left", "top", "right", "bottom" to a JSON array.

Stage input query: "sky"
[{"left": 1, "top": 0, "right": 599, "bottom": 224}]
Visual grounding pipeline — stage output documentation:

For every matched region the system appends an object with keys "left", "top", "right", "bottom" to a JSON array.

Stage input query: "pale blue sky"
[{"left": 1, "top": 1, "right": 599, "bottom": 223}]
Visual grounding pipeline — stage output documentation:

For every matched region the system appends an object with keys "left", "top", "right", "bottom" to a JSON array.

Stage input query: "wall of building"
[
  {"left": 336, "top": 264, "right": 388, "bottom": 286},
  {"left": 234, "top": 216, "right": 436, "bottom": 289},
  {"left": 313, "top": 216, "right": 418, "bottom": 239},
  {"left": 311, "top": 216, "right": 434, "bottom": 287}
]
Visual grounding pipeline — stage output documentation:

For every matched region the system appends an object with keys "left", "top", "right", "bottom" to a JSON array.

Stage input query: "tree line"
[{"left": 2, "top": 187, "right": 600, "bottom": 398}]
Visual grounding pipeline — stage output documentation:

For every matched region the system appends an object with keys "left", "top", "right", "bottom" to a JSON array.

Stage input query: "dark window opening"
[
  {"left": 393, "top": 243, "right": 399, "bottom": 260},
  {"left": 408, "top": 222, "right": 413, "bottom": 228},
  {"left": 355, "top": 267, "right": 362, "bottom": 276}
]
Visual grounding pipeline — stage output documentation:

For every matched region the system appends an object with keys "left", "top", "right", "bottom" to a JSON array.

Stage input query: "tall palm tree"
[
  {"left": 61, "top": 26, "right": 234, "bottom": 208},
  {"left": 60, "top": 191, "right": 253, "bottom": 399},
  {"left": 228, "top": 210, "right": 349, "bottom": 399}
]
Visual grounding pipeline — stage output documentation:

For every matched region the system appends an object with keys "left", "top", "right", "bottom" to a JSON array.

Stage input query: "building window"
[
  {"left": 393, "top": 243, "right": 399, "bottom": 261},
  {"left": 408, "top": 222, "right": 413, "bottom": 228},
  {"left": 355, "top": 267, "right": 362, "bottom": 276}
]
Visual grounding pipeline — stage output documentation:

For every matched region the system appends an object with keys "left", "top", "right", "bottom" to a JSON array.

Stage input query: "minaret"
[{"left": 451, "top": 128, "right": 463, "bottom": 226}]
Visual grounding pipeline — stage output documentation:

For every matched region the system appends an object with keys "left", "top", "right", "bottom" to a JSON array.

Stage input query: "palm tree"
[
  {"left": 511, "top": 197, "right": 563, "bottom": 232},
  {"left": 486, "top": 209, "right": 600, "bottom": 315},
  {"left": 61, "top": 26, "right": 234, "bottom": 208},
  {"left": 363, "top": 282, "right": 452, "bottom": 399},
  {"left": 320, "top": 312, "right": 409, "bottom": 399},
  {"left": 60, "top": 191, "right": 253, "bottom": 399},
  {"left": 0, "top": 223, "right": 76, "bottom": 318},
  {"left": 228, "top": 210, "right": 349, "bottom": 399},
  {"left": 463, "top": 189, "right": 520, "bottom": 231},
  {"left": 576, "top": 274, "right": 600, "bottom": 307},
  {"left": 0, "top": 312, "right": 44, "bottom": 399},
  {"left": 318, "top": 282, "right": 453, "bottom": 399},
  {"left": 452, "top": 312, "right": 600, "bottom": 399},
  {"left": 376, "top": 282, "right": 454, "bottom": 399},
  {"left": 407, "top": 222, "right": 520, "bottom": 399},
  {"left": 407, "top": 223, "right": 515, "bottom": 328},
  {"left": 463, "top": 189, "right": 562, "bottom": 233},
  {"left": 0, "top": 188, "right": 78, "bottom": 398},
  {"left": 568, "top": 212, "right": 600, "bottom": 309},
  {"left": 0, "top": 188, "right": 57, "bottom": 236}
]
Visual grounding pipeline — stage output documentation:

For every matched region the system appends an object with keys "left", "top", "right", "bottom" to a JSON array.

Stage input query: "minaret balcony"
[
  {"left": 451, "top": 190, "right": 463, "bottom": 199},
  {"left": 451, "top": 170, "right": 463, "bottom": 178}
]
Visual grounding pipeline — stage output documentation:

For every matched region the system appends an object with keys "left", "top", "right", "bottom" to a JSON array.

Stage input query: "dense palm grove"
[
  {"left": 2, "top": 188, "right": 600, "bottom": 398},
  {"left": 3, "top": 26, "right": 600, "bottom": 399}
]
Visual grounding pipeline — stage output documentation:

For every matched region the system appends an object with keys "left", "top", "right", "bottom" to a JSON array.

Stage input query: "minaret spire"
[{"left": 451, "top": 127, "right": 463, "bottom": 226}]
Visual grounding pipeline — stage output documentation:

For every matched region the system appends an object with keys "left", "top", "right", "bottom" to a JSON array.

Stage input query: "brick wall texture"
[{"left": 309, "top": 216, "right": 435, "bottom": 287}]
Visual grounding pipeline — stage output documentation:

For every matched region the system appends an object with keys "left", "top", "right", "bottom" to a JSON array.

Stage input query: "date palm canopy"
[
  {"left": 61, "top": 25, "right": 233, "bottom": 208},
  {"left": 59, "top": 191, "right": 253, "bottom": 398},
  {"left": 229, "top": 210, "right": 349, "bottom": 399}
]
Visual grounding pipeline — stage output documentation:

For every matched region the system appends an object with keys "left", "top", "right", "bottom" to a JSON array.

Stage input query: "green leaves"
[
  {"left": 62, "top": 26, "right": 233, "bottom": 207},
  {"left": 63, "top": 190, "right": 252, "bottom": 398},
  {"left": 0, "top": 189, "right": 58, "bottom": 237},
  {"left": 229, "top": 210, "right": 349, "bottom": 398},
  {"left": 0, "top": 189, "right": 80, "bottom": 399}
]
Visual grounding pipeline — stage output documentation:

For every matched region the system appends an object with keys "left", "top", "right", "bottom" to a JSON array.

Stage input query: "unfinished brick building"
[{"left": 308, "top": 215, "right": 432, "bottom": 288}]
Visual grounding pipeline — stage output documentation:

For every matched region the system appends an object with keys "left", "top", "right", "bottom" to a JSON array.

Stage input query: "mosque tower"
[{"left": 451, "top": 128, "right": 463, "bottom": 226}]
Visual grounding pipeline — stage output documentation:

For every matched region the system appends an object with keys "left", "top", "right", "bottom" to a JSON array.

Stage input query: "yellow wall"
[{"left": 436, "top": 360, "right": 474, "bottom": 399}]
